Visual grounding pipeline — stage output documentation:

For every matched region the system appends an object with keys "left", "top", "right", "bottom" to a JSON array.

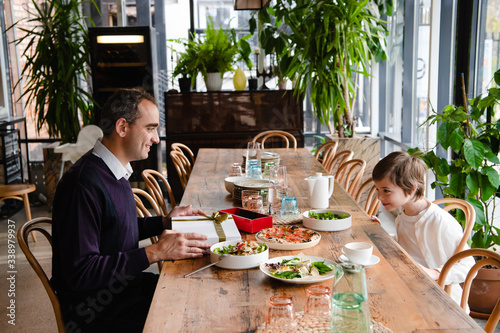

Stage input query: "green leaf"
[
  {"left": 449, "top": 173, "right": 466, "bottom": 198},
  {"left": 465, "top": 173, "right": 480, "bottom": 196},
  {"left": 463, "top": 139, "right": 484, "bottom": 170},
  {"left": 479, "top": 174, "right": 497, "bottom": 201},
  {"left": 449, "top": 128, "right": 464, "bottom": 154},
  {"left": 481, "top": 166, "right": 500, "bottom": 188}
]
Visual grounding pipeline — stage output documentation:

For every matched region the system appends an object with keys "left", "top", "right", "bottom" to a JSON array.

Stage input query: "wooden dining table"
[{"left": 143, "top": 148, "right": 483, "bottom": 333}]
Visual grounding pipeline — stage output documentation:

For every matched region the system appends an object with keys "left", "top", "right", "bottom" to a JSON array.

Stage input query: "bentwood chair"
[
  {"left": 141, "top": 169, "right": 176, "bottom": 215},
  {"left": 314, "top": 141, "right": 338, "bottom": 170},
  {"left": 171, "top": 143, "right": 195, "bottom": 165},
  {"left": 432, "top": 198, "right": 475, "bottom": 256},
  {"left": 437, "top": 249, "right": 500, "bottom": 333},
  {"left": 335, "top": 159, "right": 366, "bottom": 197},
  {"left": 326, "top": 149, "right": 354, "bottom": 174},
  {"left": 17, "top": 217, "right": 65, "bottom": 333},
  {"left": 354, "top": 178, "right": 381, "bottom": 216},
  {"left": 0, "top": 183, "right": 37, "bottom": 241},
  {"left": 132, "top": 188, "right": 163, "bottom": 271},
  {"left": 252, "top": 130, "right": 297, "bottom": 150},
  {"left": 170, "top": 150, "right": 192, "bottom": 190}
]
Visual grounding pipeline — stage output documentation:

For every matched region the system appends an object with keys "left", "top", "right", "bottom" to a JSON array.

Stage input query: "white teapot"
[{"left": 305, "top": 172, "right": 334, "bottom": 209}]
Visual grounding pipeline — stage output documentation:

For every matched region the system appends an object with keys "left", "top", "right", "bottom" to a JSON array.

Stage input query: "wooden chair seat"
[
  {"left": 335, "top": 159, "right": 366, "bottom": 197},
  {"left": 0, "top": 184, "right": 37, "bottom": 241},
  {"left": 132, "top": 188, "right": 164, "bottom": 271},
  {"left": 354, "top": 178, "right": 381, "bottom": 216},
  {"left": 170, "top": 150, "right": 192, "bottom": 190},
  {"left": 17, "top": 217, "right": 65, "bottom": 332},
  {"left": 314, "top": 141, "right": 338, "bottom": 169},
  {"left": 437, "top": 248, "right": 500, "bottom": 333},
  {"left": 142, "top": 169, "right": 176, "bottom": 215},
  {"left": 252, "top": 130, "right": 297, "bottom": 150}
]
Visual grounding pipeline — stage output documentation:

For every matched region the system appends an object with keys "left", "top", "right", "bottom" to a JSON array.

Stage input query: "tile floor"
[{"left": 0, "top": 202, "right": 497, "bottom": 332}]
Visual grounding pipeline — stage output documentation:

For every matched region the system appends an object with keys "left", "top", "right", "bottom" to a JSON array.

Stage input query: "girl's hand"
[{"left": 371, "top": 216, "right": 381, "bottom": 225}]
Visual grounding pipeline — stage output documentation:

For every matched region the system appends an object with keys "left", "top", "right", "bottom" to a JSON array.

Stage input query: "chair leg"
[{"left": 22, "top": 193, "right": 37, "bottom": 242}]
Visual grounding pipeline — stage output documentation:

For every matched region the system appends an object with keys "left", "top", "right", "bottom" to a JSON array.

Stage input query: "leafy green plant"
[
  {"left": 409, "top": 68, "right": 500, "bottom": 249},
  {"left": 10, "top": 0, "right": 97, "bottom": 143},
  {"left": 170, "top": 18, "right": 253, "bottom": 84},
  {"left": 258, "top": 0, "right": 391, "bottom": 137}
]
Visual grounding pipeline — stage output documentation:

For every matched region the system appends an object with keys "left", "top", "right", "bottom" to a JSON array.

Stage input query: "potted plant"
[
  {"left": 410, "top": 68, "right": 500, "bottom": 317},
  {"left": 10, "top": 0, "right": 97, "bottom": 144},
  {"left": 258, "top": 0, "right": 391, "bottom": 137},
  {"left": 171, "top": 40, "right": 199, "bottom": 92}
]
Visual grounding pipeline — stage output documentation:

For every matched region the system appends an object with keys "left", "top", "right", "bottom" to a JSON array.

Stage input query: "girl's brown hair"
[{"left": 372, "top": 151, "right": 427, "bottom": 200}]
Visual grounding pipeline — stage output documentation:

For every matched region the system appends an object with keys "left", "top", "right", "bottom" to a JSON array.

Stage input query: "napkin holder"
[
  {"left": 219, "top": 208, "right": 272, "bottom": 233},
  {"left": 171, "top": 216, "right": 242, "bottom": 245}
]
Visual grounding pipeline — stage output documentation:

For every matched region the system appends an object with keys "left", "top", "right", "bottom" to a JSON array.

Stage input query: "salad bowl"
[
  {"left": 210, "top": 240, "right": 269, "bottom": 270},
  {"left": 302, "top": 209, "right": 352, "bottom": 232}
]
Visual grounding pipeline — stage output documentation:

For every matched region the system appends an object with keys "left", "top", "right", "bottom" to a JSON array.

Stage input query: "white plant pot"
[{"left": 205, "top": 72, "right": 223, "bottom": 91}]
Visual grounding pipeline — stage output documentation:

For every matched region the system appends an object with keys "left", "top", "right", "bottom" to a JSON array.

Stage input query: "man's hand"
[
  {"left": 162, "top": 205, "right": 206, "bottom": 229},
  {"left": 145, "top": 230, "right": 211, "bottom": 264}
]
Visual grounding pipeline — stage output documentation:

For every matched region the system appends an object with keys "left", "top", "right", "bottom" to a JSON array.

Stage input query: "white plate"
[
  {"left": 260, "top": 255, "right": 338, "bottom": 284},
  {"left": 302, "top": 209, "right": 352, "bottom": 232},
  {"left": 255, "top": 227, "right": 321, "bottom": 250},
  {"left": 210, "top": 240, "right": 269, "bottom": 270},
  {"left": 338, "top": 254, "right": 380, "bottom": 268}
]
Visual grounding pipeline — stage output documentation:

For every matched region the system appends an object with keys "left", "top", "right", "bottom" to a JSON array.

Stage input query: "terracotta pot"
[{"left": 468, "top": 266, "right": 500, "bottom": 318}]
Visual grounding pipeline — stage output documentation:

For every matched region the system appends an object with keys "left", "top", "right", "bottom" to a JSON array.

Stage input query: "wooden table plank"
[{"left": 144, "top": 148, "right": 482, "bottom": 333}]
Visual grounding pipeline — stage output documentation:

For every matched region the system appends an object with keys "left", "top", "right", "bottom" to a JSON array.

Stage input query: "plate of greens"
[
  {"left": 260, "top": 254, "right": 339, "bottom": 284},
  {"left": 302, "top": 209, "right": 352, "bottom": 232}
]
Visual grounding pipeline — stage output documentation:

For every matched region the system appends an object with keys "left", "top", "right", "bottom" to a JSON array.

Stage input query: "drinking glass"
[
  {"left": 269, "top": 165, "right": 287, "bottom": 212},
  {"left": 245, "top": 142, "right": 261, "bottom": 174},
  {"left": 229, "top": 163, "right": 243, "bottom": 177},
  {"left": 241, "top": 190, "right": 264, "bottom": 213},
  {"left": 280, "top": 196, "right": 299, "bottom": 218},
  {"left": 247, "top": 164, "right": 263, "bottom": 179},
  {"left": 264, "top": 295, "right": 297, "bottom": 333},
  {"left": 300, "top": 285, "right": 332, "bottom": 330}
]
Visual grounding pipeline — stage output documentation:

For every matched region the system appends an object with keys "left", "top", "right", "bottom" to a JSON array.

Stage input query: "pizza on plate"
[{"left": 256, "top": 226, "right": 320, "bottom": 244}]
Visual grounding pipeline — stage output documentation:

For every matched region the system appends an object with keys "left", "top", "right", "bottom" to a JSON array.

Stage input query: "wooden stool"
[{"left": 0, "top": 184, "right": 37, "bottom": 242}]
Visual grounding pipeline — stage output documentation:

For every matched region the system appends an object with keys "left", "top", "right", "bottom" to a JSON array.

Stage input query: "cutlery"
[{"left": 184, "top": 254, "right": 230, "bottom": 277}]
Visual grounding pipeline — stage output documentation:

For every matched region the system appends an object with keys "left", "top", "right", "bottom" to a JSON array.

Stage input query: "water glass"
[
  {"left": 264, "top": 295, "right": 297, "bottom": 333},
  {"left": 280, "top": 196, "right": 299, "bottom": 217},
  {"left": 229, "top": 163, "right": 243, "bottom": 177},
  {"left": 269, "top": 165, "right": 287, "bottom": 211},
  {"left": 247, "top": 164, "right": 263, "bottom": 179},
  {"left": 245, "top": 142, "right": 261, "bottom": 173},
  {"left": 241, "top": 190, "right": 264, "bottom": 213},
  {"left": 300, "top": 285, "right": 332, "bottom": 330}
]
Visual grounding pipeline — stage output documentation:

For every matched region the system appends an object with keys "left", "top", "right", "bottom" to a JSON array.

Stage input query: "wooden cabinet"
[{"left": 165, "top": 90, "right": 304, "bottom": 199}]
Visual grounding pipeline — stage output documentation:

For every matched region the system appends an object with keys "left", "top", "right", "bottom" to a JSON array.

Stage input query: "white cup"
[{"left": 341, "top": 242, "right": 373, "bottom": 265}]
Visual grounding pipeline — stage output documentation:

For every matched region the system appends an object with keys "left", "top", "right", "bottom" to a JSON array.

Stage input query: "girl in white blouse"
[{"left": 372, "top": 151, "right": 474, "bottom": 308}]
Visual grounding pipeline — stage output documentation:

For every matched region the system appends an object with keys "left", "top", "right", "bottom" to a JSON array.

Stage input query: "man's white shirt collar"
[{"left": 92, "top": 139, "right": 133, "bottom": 180}]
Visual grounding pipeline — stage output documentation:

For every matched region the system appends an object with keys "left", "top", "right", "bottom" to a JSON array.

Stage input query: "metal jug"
[
  {"left": 331, "top": 262, "right": 372, "bottom": 333},
  {"left": 304, "top": 172, "right": 334, "bottom": 209}
]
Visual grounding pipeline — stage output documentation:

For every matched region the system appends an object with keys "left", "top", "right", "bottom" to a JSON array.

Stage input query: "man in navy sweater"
[{"left": 51, "top": 88, "right": 211, "bottom": 332}]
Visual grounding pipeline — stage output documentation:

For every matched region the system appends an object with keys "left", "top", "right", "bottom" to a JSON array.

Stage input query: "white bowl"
[
  {"left": 302, "top": 209, "right": 352, "bottom": 232},
  {"left": 224, "top": 176, "right": 247, "bottom": 193},
  {"left": 210, "top": 240, "right": 269, "bottom": 270}
]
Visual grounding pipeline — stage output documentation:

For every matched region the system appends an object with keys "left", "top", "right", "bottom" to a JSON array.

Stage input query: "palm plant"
[{"left": 11, "top": 0, "right": 97, "bottom": 143}]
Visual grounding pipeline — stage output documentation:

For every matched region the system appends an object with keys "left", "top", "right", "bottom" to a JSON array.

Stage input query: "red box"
[{"left": 220, "top": 208, "right": 272, "bottom": 233}]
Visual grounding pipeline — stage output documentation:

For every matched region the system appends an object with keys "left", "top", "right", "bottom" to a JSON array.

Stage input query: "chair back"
[
  {"left": 437, "top": 248, "right": 500, "bottom": 333},
  {"left": 170, "top": 150, "right": 192, "bottom": 190},
  {"left": 141, "top": 169, "right": 176, "bottom": 215},
  {"left": 132, "top": 188, "right": 163, "bottom": 271},
  {"left": 335, "top": 159, "right": 366, "bottom": 197},
  {"left": 171, "top": 143, "right": 195, "bottom": 165},
  {"left": 252, "top": 130, "right": 297, "bottom": 150},
  {"left": 314, "top": 141, "right": 338, "bottom": 169},
  {"left": 17, "top": 217, "right": 66, "bottom": 333},
  {"left": 432, "top": 198, "right": 475, "bottom": 255},
  {"left": 355, "top": 178, "right": 381, "bottom": 216},
  {"left": 326, "top": 149, "right": 354, "bottom": 174}
]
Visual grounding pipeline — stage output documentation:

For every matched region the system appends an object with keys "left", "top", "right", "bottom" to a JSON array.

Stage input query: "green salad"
[
  {"left": 213, "top": 241, "right": 267, "bottom": 256},
  {"left": 308, "top": 211, "right": 349, "bottom": 220},
  {"left": 264, "top": 257, "right": 335, "bottom": 279}
]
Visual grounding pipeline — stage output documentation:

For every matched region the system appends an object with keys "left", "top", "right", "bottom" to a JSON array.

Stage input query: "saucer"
[{"left": 339, "top": 254, "right": 380, "bottom": 268}]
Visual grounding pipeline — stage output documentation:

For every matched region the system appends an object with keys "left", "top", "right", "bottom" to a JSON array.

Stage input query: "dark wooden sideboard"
[{"left": 165, "top": 90, "right": 304, "bottom": 200}]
